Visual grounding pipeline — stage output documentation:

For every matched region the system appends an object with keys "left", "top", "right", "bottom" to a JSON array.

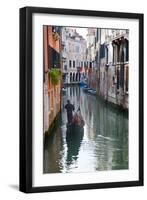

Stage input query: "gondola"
[
  {"left": 66, "top": 121, "right": 84, "bottom": 134},
  {"left": 66, "top": 109, "right": 85, "bottom": 134}
]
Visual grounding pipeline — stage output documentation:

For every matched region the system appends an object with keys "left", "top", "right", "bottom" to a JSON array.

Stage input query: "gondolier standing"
[{"left": 65, "top": 100, "right": 75, "bottom": 124}]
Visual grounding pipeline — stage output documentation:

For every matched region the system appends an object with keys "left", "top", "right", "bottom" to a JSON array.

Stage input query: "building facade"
[
  {"left": 61, "top": 27, "right": 87, "bottom": 84},
  {"left": 86, "top": 28, "right": 129, "bottom": 109},
  {"left": 97, "top": 29, "right": 129, "bottom": 109},
  {"left": 86, "top": 28, "right": 97, "bottom": 90},
  {"left": 43, "top": 26, "right": 61, "bottom": 134}
]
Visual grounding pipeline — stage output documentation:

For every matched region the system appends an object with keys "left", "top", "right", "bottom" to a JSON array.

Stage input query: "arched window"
[
  {"left": 79, "top": 73, "right": 81, "bottom": 82},
  {"left": 70, "top": 73, "right": 72, "bottom": 82},
  {"left": 76, "top": 73, "right": 78, "bottom": 82},
  {"left": 73, "top": 73, "right": 75, "bottom": 82},
  {"left": 117, "top": 44, "right": 120, "bottom": 62},
  {"left": 125, "top": 39, "right": 129, "bottom": 62},
  {"left": 106, "top": 46, "right": 108, "bottom": 64},
  {"left": 120, "top": 47, "right": 124, "bottom": 62}
]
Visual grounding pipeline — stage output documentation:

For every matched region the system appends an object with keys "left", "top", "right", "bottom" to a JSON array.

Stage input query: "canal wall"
[
  {"left": 97, "top": 92, "right": 128, "bottom": 112},
  {"left": 44, "top": 111, "right": 61, "bottom": 136}
]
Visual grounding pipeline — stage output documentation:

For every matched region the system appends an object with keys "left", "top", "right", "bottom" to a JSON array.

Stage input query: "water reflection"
[
  {"left": 44, "top": 86, "right": 128, "bottom": 173},
  {"left": 66, "top": 128, "right": 84, "bottom": 167}
]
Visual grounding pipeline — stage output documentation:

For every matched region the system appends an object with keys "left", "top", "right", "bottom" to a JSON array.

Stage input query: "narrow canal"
[{"left": 44, "top": 86, "right": 128, "bottom": 173}]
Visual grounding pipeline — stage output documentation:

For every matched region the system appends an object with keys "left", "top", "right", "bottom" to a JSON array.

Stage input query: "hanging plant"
[{"left": 48, "top": 68, "right": 60, "bottom": 85}]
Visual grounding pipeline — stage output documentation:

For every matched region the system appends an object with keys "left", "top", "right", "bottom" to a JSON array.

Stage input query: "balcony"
[{"left": 48, "top": 46, "right": 60, "bottom": 69}]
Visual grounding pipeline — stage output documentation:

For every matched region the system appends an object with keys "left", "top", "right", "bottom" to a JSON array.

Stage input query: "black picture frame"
[{"left": 19, "top": 6, "right": 144, "bottom": 193}]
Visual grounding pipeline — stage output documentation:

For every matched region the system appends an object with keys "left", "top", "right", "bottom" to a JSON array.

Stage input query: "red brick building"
[{"left": 43, "top": 26, "right": 61, "bottom": 134}]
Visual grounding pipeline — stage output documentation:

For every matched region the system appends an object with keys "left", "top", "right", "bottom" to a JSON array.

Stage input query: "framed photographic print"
[{"left": 19, "top": 7, "right": 144, "bottom": 193}]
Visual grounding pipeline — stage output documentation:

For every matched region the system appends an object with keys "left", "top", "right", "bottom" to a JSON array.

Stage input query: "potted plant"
[{"left": 48, "top": 68, "right": 60, "bottom": 85}]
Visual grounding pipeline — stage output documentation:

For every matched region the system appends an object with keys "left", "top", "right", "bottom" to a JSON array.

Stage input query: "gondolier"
[{"left": 65, "top": 100, "right": 75, "bottom": 124}]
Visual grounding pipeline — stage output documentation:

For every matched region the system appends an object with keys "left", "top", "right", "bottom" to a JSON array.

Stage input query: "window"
[
  {"left": 75, "top": 46, "right": 79, "bottom": 53},
  {"left": 79, "top": 73, "right": 81, "bottom": 81},
  {"left": 96, "top": 29, "right": 99, "bottom": 41},
  {"left": 112, "top": 42, "right": 122, "bottom": 64},
  {"left": 89, "top": 62, "right": 92, "bottom": 68},
  {"left": 76, "top": 73, "right": 78, "bottom": 81},
  {"left": 64, "top": 65, "right": 67, "bottom": 70},
  {"left": 95, "top": 37, "right": 96, "bottom": 47},
  {"left": 124, "top": 39, "right": 129, "bottom": 62},
  {"left": 73, "top": 73, "right": 75, "bottom": 82},
  {"left": 48, "top": 46, "right": 60, "bottom": 68},
  {"left": 117, "top": 45, "right": 120, "bottom": 62},
  {"left": 120, "top": 64, "right": 124, "bottom": 89},
  {"left": 69, "top": 60, "right": 72, "bottom": 68},
  {"left": 70, "top": 73, "right": 72, "bottom": 82},
  {"left": 106, "top": 47, "right": 108, "bottom": 64},
  {"left": 126, "top": 40, "right": 129, "bottom": 61},
  {"left": 112, "top": 76, "right": 115, "bottom": 84},
  {"left": 100, "top": 44, "right": 105, "bottom": 58},
  {"left": 73, "top": 60, "right": 75, "bottom": 68},
  {"left": 120, "top": 48, "right": 124, "bottom": 62},
  {"left": 81, "top": 61, "right": 83, "bottom": 67}
]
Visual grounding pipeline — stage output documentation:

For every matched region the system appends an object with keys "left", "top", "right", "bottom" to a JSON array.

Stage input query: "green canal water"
[{"left": 44, "top": 86, "right": 128, "bottom": 173}]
